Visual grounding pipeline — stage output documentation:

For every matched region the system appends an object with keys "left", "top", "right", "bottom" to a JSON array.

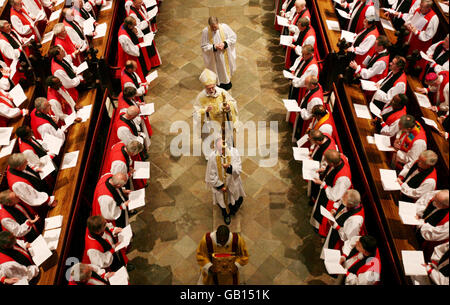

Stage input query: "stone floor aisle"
[{"left": 127, "top": 0, "right": 334, "bottom": 285}]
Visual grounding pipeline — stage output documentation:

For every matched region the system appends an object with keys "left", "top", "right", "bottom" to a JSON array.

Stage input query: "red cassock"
[
  {"left": 0, "top": 93, "right": 17, "bottom": 127},
  {"left": 407, "top": 8, "right": 437, "bottom": 56},
  {"left": 47, "top": 87, "right": 74, "bottom": 116},
  {"left": 353, "top": 26, "right": 379, "bottom": 66},
  {"left": 10, "top": 8, "right": 41, "bottom": 39},
  {"left": 285, "top": 25, "right": 317, "bottom": 70},
  {"left": 105, "top": 142, "right": 147, "bottom": 190},
  {"left": 116, "top": 24, "right": 151, "bottom": 80},
  {"left": 54, "top": 35, "right": 83, "bottom": 66},
  {"left": 51, "top": 59, "right": 79, "bottom": 102},
  {"left": 313, "top": 154, "right": 352, "bottom": 237},
  {"left": 114, "top": 93, "right": 153, "bottom": 138},
  {"left": 120, "top": 68, "right": 147, "bottom": 96},
  {"left": 29, "top": 108, "right": 62, "bottom": 140},
  {"left": 0, "top": 33, "right": 26, "bottom": 84},
  {"left": 82, "top": 227, "right": 129, "bottom": 272}
]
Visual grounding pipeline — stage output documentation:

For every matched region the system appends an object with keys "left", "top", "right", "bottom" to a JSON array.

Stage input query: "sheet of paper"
[
  {"left": 94, "top": 23, "right": 107, "bottom": 39},
  {"left": 280, "top": 35, "right": 293, "bottom": 46},
  {"left": 13, "top": 278, "right": 29, "bottom": 285},
  {"left": 0, "top": 127, "right": 13, "bottom": 146},
  {"left": 340, "top": 30, "right": 357, "bottom": 43},
  {"left": 100, "top": 1, "right": 113, "bottom": 11},
  {"left": 283, "top": 70, "right": 295, "bottom": 79},
  {"left": 323, "top": 249, "right": 347, "bottom": 274},
  {"left": 277, "top": 15, "right": 290, "bottom": 27},
  {"left": 415, "top": 92, "right": 432, "bottom": 108},
  {"left": 63, "top": 111, "right": 77, "bottom": 129},
  {"left": 42, "top": 134, "right": 64, "bottom": 155},
  {"left": 144, "top": 0, "right": 157, "bottom": 7},
  {"left": 402, "top": 250, "right": 427, "bottom": 276},
  {"left": 146, "top": 70, "right": 158, "bottom": 83},
  {"left": 381, "top": 8, "right": 397, "bottom": 14},
  {"left": 83, "top": 17, "right": 95, "bottom": 36},
  {"left": 44, "top": 215, "right": 63, "bottom": 231},
  {"left": 439, "top": 2, "right": 449, "bottom": 13},
  {"left": 60, "top": 150, "right": 80, "bottom": 170},
  {"left": 38, "top": 155, "right": 55, "bottom": 179},
  {"left": 302, "top": 159, "right": 320, "bottom": 180},
  {"left": 144, "top": 32, "right": 155, "bottom": 44},
  {"left": 147, "top": 6, "right": 158, "bottom": 19},
  {"left": 77, "top": 104, "right": 93, "bottom": 122},
  {"left": 381, "top": 18, "right": 395, "bottom": 31},
  {"left": 320, "top": 206, "right": 336, "bottom": 223},
  {"left": 369, "top": 102, "right": 381, "bottom": 118},
  {"left": 419, "top": 51, "right": 435, "bottom": 64},
  {"left": 49, "top": 8, "right": 62, "bottom": 22},
  {"left": 360, "top": 80, "right": 378, "bottom": 91},
  {"left": 42, "top": 32, "right": 54, "bottom": 44},
  {"left": 10, "top": 83, "right": 27, "bottom": 107},
  {"left": 140, "top": 103, "right": 155, "bottom": 116},
  {"left": 399, "top": 201, "right": 424, "bottom": 225},
  {"left": 128, "top": 188, "right": 146, "bottom": 210},
  {"left": 326, "top": 20, "right": 340, "bottom": 31},
  {"left": 366, "top": 136, "right": 375, "bottom": 144},
  {"left": 293, "top": 147, "right": 309, "bottom": 161},
  {"left": 354, "top": 104, "right": 372, "bottom": 119},
  {"left": 297, "top": 134, "right": 309, "bottom": 147},
  {"left": 54, "top": 0, "right": 64, "bottom": 5},
  {"left": 29, "top": 235, "right": 53, "bottom": 266},
  {"left": 0, "top": 138, "right": 16, "bottom": 158},
  {"left": 374, "top": 134, "right": 395, "bottom": 151},
  {"left": 75, "top": 62, "right": 89, "bottom": 75},
  {"left": 109, "top": 266, "right": 129, "bottom": 285},
  {"left": 336, "top": 8, "right": 350, "bottom": 19},
  {"left": 115, "top": 225, "right": 133, "bottom": 252},
  {"left": 282, "top": 99, "right": 301, "bottom": 112},
  {"left": 409, "top": 14, "right": 427, "bottom": 31},
  {"left": 422, "top": 117, "right": 439, "bottom": 131},
  {"left": 133, "top": 161, "right": 150, "bottom": 179},
  {"left": 379, "top": 169, "right": 402, "bottom": 191},
  {"left": 43, "top": 228, "right": 61, "bottom": 251}
]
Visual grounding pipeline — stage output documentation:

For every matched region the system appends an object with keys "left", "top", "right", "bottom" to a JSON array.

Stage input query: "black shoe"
[
  {"left": 234, "top": 197, "right": 243, "bottom": 212},
  {"left": 128, "top": 209, "right": 138, "bottom": 216},
  {"left": 308, "top": 199, "right": 315, "bottom": 207},
  {"left": 126, "top": 263, "right": 135, "bottom": 272},
  {"left": 221, "top": 208, "right": 231, "bottom": 225},
  {"left": 228, "top": 204, "right": 236, "bottom": 216}
]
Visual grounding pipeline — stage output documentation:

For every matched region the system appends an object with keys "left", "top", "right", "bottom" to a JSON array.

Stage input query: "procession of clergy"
[{"left": 0, "top": 0, "right": 448, "bottom": 286}]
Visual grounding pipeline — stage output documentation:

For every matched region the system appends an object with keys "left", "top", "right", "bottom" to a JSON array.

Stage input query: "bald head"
[
  {"left": 126, "top": 141, "right": 144, "bottom": 156},
  {"left": 324, "top": 150, "right": 341, "bottom": 166},
  {"left": 126, "top": 105, "right": 140, "bottom": 118},
  {"left": 434, "top": 190, "right": 449, "bottom": 209},
  {"left": 8, "top": 153, "right": 27, "bottom": 170},
  {"left": 295, "top": 0, "right": 306, "bottom": 9}
]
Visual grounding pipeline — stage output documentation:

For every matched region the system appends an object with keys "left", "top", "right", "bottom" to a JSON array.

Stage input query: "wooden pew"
[
  {"left": 35, "top": 0, "right": 120, "bottom": 285},
  {"left": 0, "top": 85, "right": 36, "bottom": 187},
  {"left": 328, "top": 83, "right": 404, "bottom": 284},
  {"left": 312, "top": 0, "right": 430, "bottom": 284}
]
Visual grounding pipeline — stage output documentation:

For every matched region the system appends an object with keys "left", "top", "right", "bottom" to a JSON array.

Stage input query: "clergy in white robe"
[
  {"left": 290, "top": 45, "right": 319, "bottom": 89},
  {"left": 398, "top": 150, "right": 437, "bottom": 200},
  {"left": 337, "top": 235, "right": 381, "bottom": 285},
  {"left": 415, "top": 190, "right": 449, "bottom": 243},
  {"left": 46, "top": 76, "right": 80, "bottom": 122},
  {"left": 16, "top": 125, "right": 52, "bottom": 171},
  {"left": 424, "top": 37, "right": 449, "bottom": 75},
  {"left": 6, "top": 153, "right": 56, "bottom": 209},
  {"left": 22, "top": 0, "right": 47, "bottom": 22},
  {"left": 370, "top": 56, "right": 407, "bottom": 110},
  {"left": 321, "top": 190, "right": 364, "bottom": 259},
  {"left": 0, "top": 231, "right": 39, "bottom": 283},
  {"left": 116, "top": 106, "right": 151, "bottom": 150},
  {"left": 121, "top": 60, "right": 149, "bottom": 98},
  {"left": 30, "top": 97, "right": 66, "bottom": 142},
  {"left": 339, "top": 0, "right": 375, "bottom": 33},
  {"left": 10, "top": 0, "right": 42, "bottom": 41},
  {"left": 205, "top": 139, "right": 245, "bottom": 225},
  {"left": 411, "top": 242, "right": 449, "bottom": 285},
  {"left": 201, "top": 17, "right": 237, "bottom": 89},
  {"left": 63, "top": 8, "right": 89, "bottom": 54},
  {"left": 0, "top": 91, "right": 27, "bottom": 125},
  {"left": 374, "top": 93, "right": 408, "bottom": 137}
]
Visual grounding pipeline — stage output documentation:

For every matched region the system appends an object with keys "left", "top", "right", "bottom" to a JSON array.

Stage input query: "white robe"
[
  {"left": 426, "top": 41, "right": 449, "bottom": 74},
  {"left": 398, "top": 162, "right": 436, "bottom": 200},
  {"left": 370, "top": 72, "right": 406, "bottom": 106},
  {"left": 86, "top": 224, "right": 121, "bottom": 269},
  {"left": 0, "top": 240, "right": 39, "bottom": 281},
  {"left": 0, "top": 204, "right": 33, "bottom": 238},
  {"left": 411, "top": 241, "right": 449, "bottom": 285},
  {"left": 10, "top": 169, "right": 55, "bottom": 207},
  {"left": 205, "top": 147, "right": 245, "bottom": 209},
  {"left": 415, "top": 191, "right": 449, "bottom": 242},
  {"left": 97, "top": 193, "right": 129, "bottom": 226},
  {"left": 201, "top": 23, "right": 237, "bottom": 85}
]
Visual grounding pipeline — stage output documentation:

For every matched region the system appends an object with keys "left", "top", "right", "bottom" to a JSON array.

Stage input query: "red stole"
[
  {"left": 10, "top": 8, "right": 39, "bottom": 39},
  {"left": 29, "top": 108, "right": 59, "bottom": 140},
  {"left": 354, "top": 27, "right": 379, "bottom": 66},
  {"left": 383, "top": 106, "right": 407, "bottom": 126},
  {"left": 55, "top": 35, "right": 82, "bottom": 66},
  {"left": 366, "top": 52, "right": 390, "bottom": 83}
]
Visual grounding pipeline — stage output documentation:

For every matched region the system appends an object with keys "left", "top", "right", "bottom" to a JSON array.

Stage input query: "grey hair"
[
  {"left": 0, "top": 190, "right": 13, "bottom": 205},
  {"left": 420, "top": 150, "right": 438, "bottom": 166},
  {"left": 70, "top": 263, "right": 91, "bottom": 282},
  {"left": 7, "top": 153, "right": 27, "bottom": 169},
  {"left": 436, "top": 190, "right": 449, "bottom": 207},
  {"left": 126, "top": 141, "right": 144, "bottom": 155},
  {"left": 345, "top": 189, "right": 361, "bottom": 208},
  {"left": 126, "top": 105, "right": 140, "bottom": 117},
  {"left": 53, "top": 23, "right": 66, "bottom": 35},
  {"left": 295, "top": 0, "right": 306, "bottom": 6},
  {"left": 0, "top": 20, "right": 9, "bottom": 29},
  {"left": 35, "top": 97, "right": 48, "bottom": 111},
  {"left": 111, "top": 173, "right": 128, "bottom": 186}
]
